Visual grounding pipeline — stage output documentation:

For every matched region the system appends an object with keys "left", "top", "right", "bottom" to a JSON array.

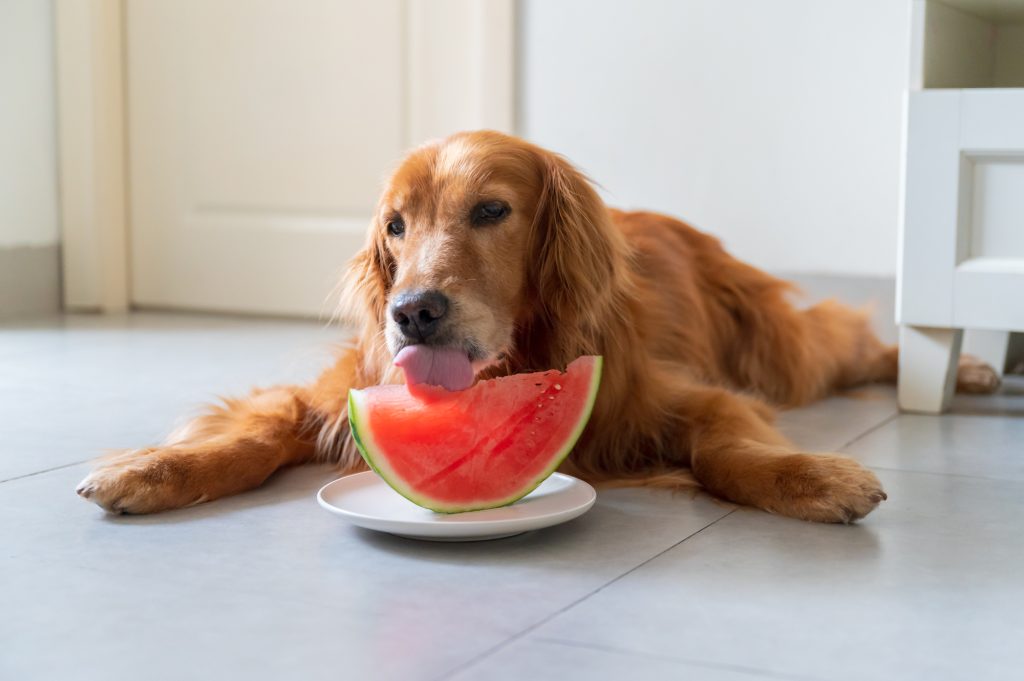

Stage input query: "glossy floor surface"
[{"left": 2, "top": 279, "right": 1022, "bottom": 681}]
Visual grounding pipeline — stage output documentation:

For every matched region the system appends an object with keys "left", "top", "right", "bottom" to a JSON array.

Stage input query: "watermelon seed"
[
  {"left": 554, "top": 383, "right": 562, "bottom": 390},
  {"left": 548, "top": 395, "right": 554, "bottom": 400}
]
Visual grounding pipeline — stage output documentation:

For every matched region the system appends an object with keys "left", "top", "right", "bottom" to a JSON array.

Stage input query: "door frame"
[
  {"left": 55, "top": 0, "right": 516, "bottom": 313},
  {"left": 55, "top": 0, "right": 130, "bottom": 312}
]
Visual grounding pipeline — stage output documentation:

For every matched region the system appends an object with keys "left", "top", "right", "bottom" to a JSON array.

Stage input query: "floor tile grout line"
[
  {"left": 862, "top": 463, "right": 1023, "bottom": 484},
  {"left": 903, "top": 408, "right": 1024, "bottom": 420},
  {"left": 433, "top": 508, "right": 738, "bottom": 681},
  {"left": 835, "top": 409, "right": 1019, "bottom": 483},
  {"left": 942, "top": 410, "right": 1024, "bottom": 419},
  {"left": 0, "top": 459, "right": 90, "bottom": 484},
  {"left": 530, "top": 637, "right": 827, "bottom": 681},
  {"left": 837, "top": 411, "right": 899, "bottom": 452}
]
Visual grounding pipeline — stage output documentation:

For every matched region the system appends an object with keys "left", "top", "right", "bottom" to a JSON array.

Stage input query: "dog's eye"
[
  {"left": 386, "top": 217, "right": 405, "bottom": 238},
  {"left": 471, "top": 201, "right": 510, "bottom": 226}
]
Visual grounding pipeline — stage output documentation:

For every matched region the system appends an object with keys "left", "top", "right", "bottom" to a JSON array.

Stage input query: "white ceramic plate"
[{"left": 317, "top": 471, "right": 597, "bottom": 542}]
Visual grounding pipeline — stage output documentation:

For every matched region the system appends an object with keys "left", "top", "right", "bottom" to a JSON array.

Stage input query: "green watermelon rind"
[{"left": 347, "top": 355, "right": 603, "bottom": 514}]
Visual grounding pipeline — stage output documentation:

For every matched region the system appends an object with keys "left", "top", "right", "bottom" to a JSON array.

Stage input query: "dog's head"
[{"left": 340, "top": 130, "right": 626, "bottom": 381}]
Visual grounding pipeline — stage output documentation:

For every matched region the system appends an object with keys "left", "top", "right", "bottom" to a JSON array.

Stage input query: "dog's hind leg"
[
  {"left": 750, "top": 297, "right": 998, "bottom": 404},
  {"left": 799, "top": 299, "right": 899, "bottom": 391},
  {"left": 76, "top": 349, "right": 363, "bottom": 514},
  {"left": 674, "top": 382, "right": 886, "bottom": 523},
  {"left": 733, "top": 297, "right": 898, "bottom": 406}
]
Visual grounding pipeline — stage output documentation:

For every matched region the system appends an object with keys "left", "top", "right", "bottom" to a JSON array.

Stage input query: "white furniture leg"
[
  {"left": 898, "top": 325, "right": 963, "bottom": 414},
  {"left": 962, "top": 329, "right": 1010, "bottom": 376}
]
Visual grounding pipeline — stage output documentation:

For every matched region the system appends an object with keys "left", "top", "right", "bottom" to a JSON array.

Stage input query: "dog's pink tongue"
[{"left": 394, "top": 345, "right": 474, "bottom": 392}]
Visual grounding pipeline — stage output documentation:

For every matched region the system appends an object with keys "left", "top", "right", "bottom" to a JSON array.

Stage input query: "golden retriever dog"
[{"left": 76, "top": 130, "right": 998, "bottom": 522}]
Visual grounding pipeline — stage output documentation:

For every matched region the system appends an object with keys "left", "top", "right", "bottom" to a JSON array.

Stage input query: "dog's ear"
[
  {"left": 337, "top": 227, "right": 394, "bottom": 350},
  {"left": 528, "top": 150, "right": 627, "bottom": 346}
]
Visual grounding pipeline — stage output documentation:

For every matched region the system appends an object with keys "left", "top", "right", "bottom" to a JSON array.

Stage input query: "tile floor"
[{"left": 2, "top": 281, "right": 1022, "bottom": 681}]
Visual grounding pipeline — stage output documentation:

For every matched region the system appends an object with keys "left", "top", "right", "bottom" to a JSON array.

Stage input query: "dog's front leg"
[
  {"left": 76, "top": 350, "right": 363, "bottom": 514},
  {"left": 75, "top": 385, "right": 321, "bottom": 514},
  {"left": 676, "top": 385, "right": 886, "bottom": 523}
]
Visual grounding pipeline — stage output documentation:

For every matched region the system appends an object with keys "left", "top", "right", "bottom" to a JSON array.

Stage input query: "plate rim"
[{"left": 316, "top": 471, "right": 596, "bottom": 529}]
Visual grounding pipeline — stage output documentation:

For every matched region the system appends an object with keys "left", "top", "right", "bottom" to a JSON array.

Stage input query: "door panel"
[{"left": 127, "top": 0, "right": 511, "bottom": 317}]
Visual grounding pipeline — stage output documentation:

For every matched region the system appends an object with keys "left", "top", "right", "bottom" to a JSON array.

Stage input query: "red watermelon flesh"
[{"left": 348, "top": 355, "right": 602, "bottom": 513}]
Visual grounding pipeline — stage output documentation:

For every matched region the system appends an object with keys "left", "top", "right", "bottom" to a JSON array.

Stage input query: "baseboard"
[{"left": 0, "top": 244, "right": 61, "bottom": 319}]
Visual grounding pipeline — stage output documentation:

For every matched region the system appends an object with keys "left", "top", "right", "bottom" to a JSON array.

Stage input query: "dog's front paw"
[
  {"left": 76, "top": 448, "right": 206, "bottom": 514},
  {"left": 770, "top": 454, "right": 887, "bottom": 524}
]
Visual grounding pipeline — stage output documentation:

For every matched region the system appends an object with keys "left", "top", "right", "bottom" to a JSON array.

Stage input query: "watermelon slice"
[{"left": 348, "top": 355, "right": 603, "bottom": 513}]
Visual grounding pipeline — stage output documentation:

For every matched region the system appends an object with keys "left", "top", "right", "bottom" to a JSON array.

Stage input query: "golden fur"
[{"left": 77, "top": 131, "right": 999, "bottom": 522}]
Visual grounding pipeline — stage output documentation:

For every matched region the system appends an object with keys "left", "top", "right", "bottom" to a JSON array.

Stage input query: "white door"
[{"left": 126, "top": 0, "right": 513, "bottom": 317}]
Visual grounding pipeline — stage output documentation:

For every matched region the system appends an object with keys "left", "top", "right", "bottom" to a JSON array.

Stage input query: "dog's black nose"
[{"left": 391, "top": 290, "right": 449, "bottom": 342}]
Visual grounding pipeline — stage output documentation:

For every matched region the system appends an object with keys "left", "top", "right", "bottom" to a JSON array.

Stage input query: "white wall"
[
  {"left": 520, "top": 0, "right": 911, "bottom": 276},
  {"left": 0, "top": 0, "right": 59, "bottom": 248}
]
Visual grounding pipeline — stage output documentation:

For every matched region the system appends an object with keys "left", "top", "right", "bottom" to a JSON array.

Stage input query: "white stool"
[{"left": 898, "top": 1, "right": 1024, "bottom": 413}]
